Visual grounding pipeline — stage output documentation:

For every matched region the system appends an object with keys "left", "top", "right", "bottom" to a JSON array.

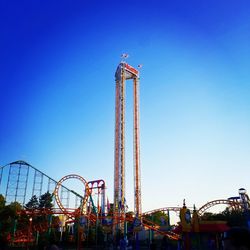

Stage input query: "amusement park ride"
[
  {"left": 1, "top": 160, "right": 250, "bottom": 247},
  {"left": 1, "top": 58, "right": 250, "bottom": 248},
  {"left": 114, "top": 59, "right": 141, "bottom": 231}
]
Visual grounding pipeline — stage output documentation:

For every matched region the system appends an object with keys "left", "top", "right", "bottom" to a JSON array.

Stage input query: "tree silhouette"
[
  {"left": 39, "top": 192, "right": 53, "bottom": 210},
  {"left": 25, "top": 195, "right": 39, "bottom": 209},
  {"left": 0, "top": 194, "right": 5, "bottom": 210}
]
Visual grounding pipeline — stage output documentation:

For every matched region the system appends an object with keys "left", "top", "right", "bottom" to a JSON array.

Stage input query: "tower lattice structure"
[{"left": 114, "top": 62, "right": 141, "bottom": 227}]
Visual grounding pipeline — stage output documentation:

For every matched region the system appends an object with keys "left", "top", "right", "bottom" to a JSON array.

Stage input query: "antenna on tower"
[{"left": 121, "top": 53, "right": 129, "bottom": 62}]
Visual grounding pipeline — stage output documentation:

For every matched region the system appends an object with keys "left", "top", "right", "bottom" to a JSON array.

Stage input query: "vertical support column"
[
  {"left": 48, "top": 178, "right": 56, "bottom": 206},
  {"left": 5, "top": 165, "right": 13, "bottom": 203},
  {"left": 75, "top": 196, "right": 81, "bottom": 209},
  {"left": 100, "top": 182, "right": 106, "bottom": 215},
  {"left": 133, "top": 77, "right": 141, "bottom": 216},
  {"left": 6, "top": 163, "right": 29, "bottom": 205},
  {"left": 14, "top": 164, "right": 21, "bottom": 203},
  {"left": 114, "top": 62, "right": 141, "bottom": 236},
  {"left": 22, "top": 164, "right": 29, "bottom": 205},
  {"left": 120, "top": 67, "right": 126, "bottom": 216},
  {"left": 114, "top": 77, "right": 121, "bottom": 221},
  {"left": 114, "top": 63, "right": 126, "bottom": 231},
  {"left": 0, "top": 167, "right": 3, "bottom": 192},
  {"left": 32, "top": 170, "right": 44, "bottom": 198},
  {"left": 60, "top": 187, "right": 70, "bottom": 209}
]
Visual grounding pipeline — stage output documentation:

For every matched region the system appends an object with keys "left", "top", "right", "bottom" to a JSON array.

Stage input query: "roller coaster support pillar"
[
  {"left": 149, "top": 229, "right": 152, "bottom": 247},
  {"left": 95, "top": 213, "right": 99, "bottom": 249},
  {"left": 35, "top": 231, "right": 39, "bottom": 246},
  {"left": 75, "top": 216, "right": 82, "bottom": 250},
  {"left": 124, "top": 220, "right": 127, "bottom": 242},
  {"left": 149, "top": 214, "right": 154, "bottom": 245},
  {"left": 135, "top": 232, "right": 139, "bottom": 250},
  {"left": 26, "top": 217, "right": 32, "bottom": 250},
  {"left": 47, "top": 214, "right": 52, "bottom": 239},
  {"left": 183, "top": 232, "right": 191, "bottom": 250},
  {"left": 12, "top": 218, "right": 17, "bottom": 242},
  {"left": 167, "top": 209, "right": 170, "bottom": 227}
]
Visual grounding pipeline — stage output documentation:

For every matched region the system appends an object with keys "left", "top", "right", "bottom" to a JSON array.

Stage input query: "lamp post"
[{"left": 27, "top": 217, "right": 32, "bottom": 250}]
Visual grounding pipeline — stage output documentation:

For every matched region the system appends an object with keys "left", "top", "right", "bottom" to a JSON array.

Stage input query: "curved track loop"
[
  {"left": 54, "top": 174, "right": 91, "bottom": 216},
  {"left": 143, "top": 207, "right": 181, "bottom": 215},
  {"left": 143, "top": 200, "right": 241, "bottom": 217},
  {"left": 197, "top": 199, "right": 241, "bottom": 215}
]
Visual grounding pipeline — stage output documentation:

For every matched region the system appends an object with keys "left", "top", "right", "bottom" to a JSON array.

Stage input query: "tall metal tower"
[{"left": 114, "top": 61, "right": 141, "bottom": 227}]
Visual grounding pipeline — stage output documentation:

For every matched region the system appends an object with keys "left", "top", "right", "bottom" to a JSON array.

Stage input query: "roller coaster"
[
  {"left": 1, "top": 61, "right": 250, "bottom": 249},
  {"left": 1, "top": 160, "right": 250, "bottom": 247}
]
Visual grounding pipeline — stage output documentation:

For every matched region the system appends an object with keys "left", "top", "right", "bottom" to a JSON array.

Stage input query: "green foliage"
[
  {"left": 0, "top": 194, "right": 6, "bottom": 210},
  {"left": 222, "top": 208, "right": 246, "bottom": 227},
  {"left": 144, "top": 211, "right": 169, "bottom": 225},
  {"left": 25, "top": 195, "right": 39, "bottom": 209},
  {"left": 0, "top": 193, "right": 59, "bottom": 246},
  {"left": 0, "top": 201, "right": 22, "bottom": 233},
  {"left": 201, "top": 212, "right": 227, "bottom": 221},
  {"left": 200, "top": 208, "right": 247, "bottom": 227},
  {"left": 39, "top": 192, "right": 53, "bottom": 209},
  {"left": 8, "top": 201, "right": 22, "bottom": 216}
]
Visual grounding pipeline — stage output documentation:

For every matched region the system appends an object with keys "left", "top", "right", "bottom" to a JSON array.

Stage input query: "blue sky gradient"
[{"left": 1, "top": 0, "right": 250, "bottom": 214}]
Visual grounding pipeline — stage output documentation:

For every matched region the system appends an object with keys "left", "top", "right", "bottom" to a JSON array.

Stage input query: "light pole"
[{"left": 27, "top": 217, "right": 32, "bottom": 250}]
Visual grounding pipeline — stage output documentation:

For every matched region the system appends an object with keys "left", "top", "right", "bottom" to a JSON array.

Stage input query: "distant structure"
[
  {"left": 0, "top": 160, "right": 83, "bottom": 208},
  {"left": 114, "top": 60, "right": 141, "bottom": 228}
]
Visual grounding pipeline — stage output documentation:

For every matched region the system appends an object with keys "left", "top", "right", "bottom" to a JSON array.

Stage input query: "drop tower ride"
[{"left": 114, "top": 61, "right": 141, "bottom": 227}]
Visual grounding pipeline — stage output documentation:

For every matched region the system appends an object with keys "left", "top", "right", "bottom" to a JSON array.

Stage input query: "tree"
[
  {"left": 25, "top": 195, "right": 39, "bottom": 209},
  {"left": 39, "top": 192, "right": 53, "bottom": 209},
  {"left": 0, "top": 201, "right": 22, "bottom": 234},
  {"left": 200, "top": 212, "right": 226, "bottom": 221},
  {"left": 200, "top": 208, "right": 247, "bottom": 227},
  {"left": 144, "top": 211, "right": 169, "bottom": 226},
  {"left": 222, "top": 208, "right": 246, "bottom": 227},
  {"left": 0, "top": 194, "right": 5, "bottom": 210},
  {"left": 8, "top": 201, "right": 22, "bottom": 216}
]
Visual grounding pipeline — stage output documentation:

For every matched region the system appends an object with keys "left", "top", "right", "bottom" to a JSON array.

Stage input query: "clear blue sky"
[{"left": 1, "top": 0, "right": 250, "bottom": 214}]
